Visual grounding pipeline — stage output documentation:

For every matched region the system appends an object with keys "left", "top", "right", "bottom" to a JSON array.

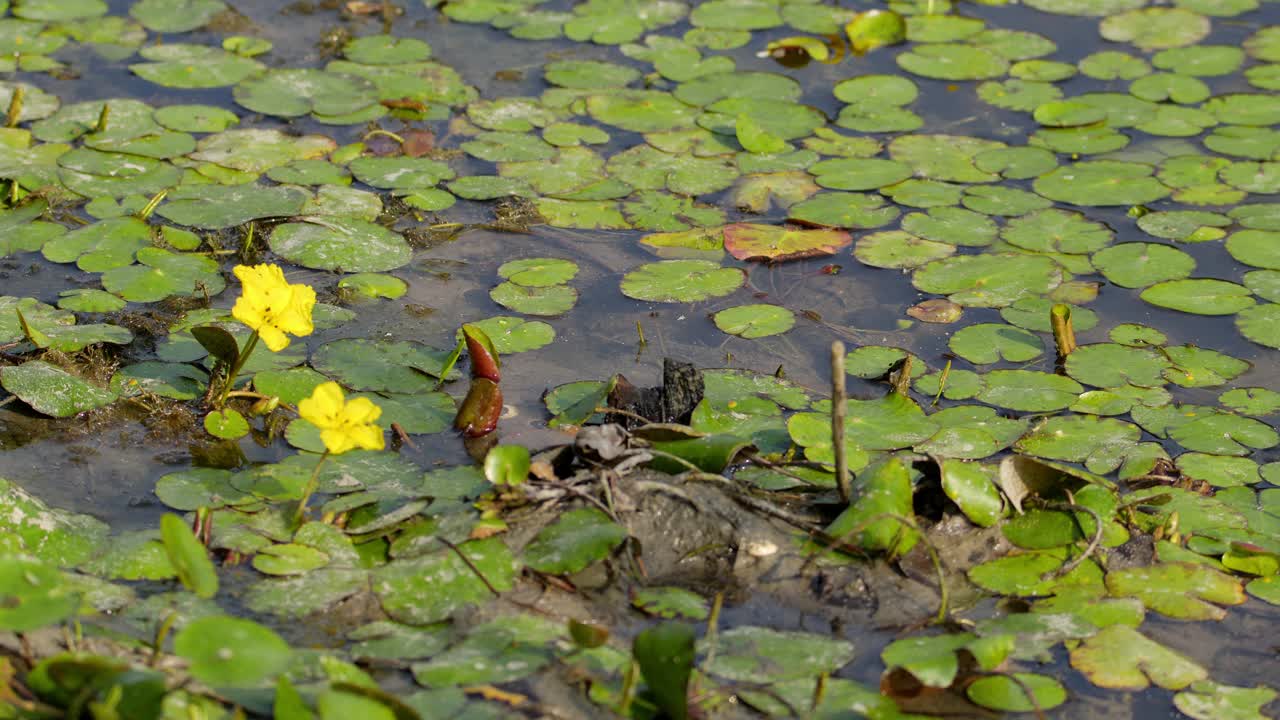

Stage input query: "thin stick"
[
  {"left": 1050, "top": 304, "right": 1076, "bottom": 360},
  {"left": 437, "top": 537, "right": 502, "bottom": 597},
  {"left": 1040, "top": 499, "right": 1104, "bottom": 580},
  {"left": 831, "top": 341, "right": 851, "bottom": 504}
]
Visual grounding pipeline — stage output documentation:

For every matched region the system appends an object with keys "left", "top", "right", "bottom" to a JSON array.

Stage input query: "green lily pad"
[
  {"left": 939, "top": 459, "right": 1004, "bottom": 527},
  {"left": 412, "top": 615, "right": 560, "bottom": 688},
  {"left": 14, "top": 0, "right": 106, "bottom": 21},
  {"left": 157, "top": 183, "right": 309, "bottom": 229},
  {"left": 204, "top": 409, "right": 249, "bottom": 440},
  {"left": 498, "top": 257, "right": 579, "bottom": 287},
  {"left": 1100, "top": 8, "right": 1209, "bottom": 51},
  {"left": 234, "top": 68, "right": 379, "bottom": 118},
  {"left": 1080, "top": 50, "right": 1151, "bottom": 80},
  {"left": 702, "top": 626, "right": 854, "bottom": 683},
  {"left": 252, "top": 543, "right": 330, "bottom": 576},
  {"left": 343, "top": 34, "right": 432, "bottom": 65},
  {"left": 1093, "top": 243, "right": 1195, "bottom": 288},
  {"left": 1071, "top": 624, "right": 1206, "bottom": 690},
  {"left": 977, "top": 369, "right": 1083, "bottom": 412},
  {"left": 1, "top": 361, "right": 116, "bottom": 417},
  {"left": 459, "top": 316, "right": 554, "bottom": 353},
  {"left": 1141, "top": 279, "right": 1255, "bottom": 316},
  {"left": 712, "top": 304, "right": 795, "bottom": 339},
  {"left": 131, "top": 44, "right": 263, "bottom": 89},
  {"left": 174, "top": 616, "right": 292, "bottom": 687},
  {"left": 897, "top": 43, "right": 1009, "bottom": 81},
  {"left": 313, "top": 338, "right": 455, "bottom": 394},
  {"left": 0, "top": 477, "right": 109, "bottom": 567},
  {"left": 1034, "top": 161, "right": 1170, "bottom": 206},
  {"left": 854, "top": 231, "right": 954, "bottom": 269},
  {"left": 1237, "top": 303, "right": 1280, "bottom": 349},
  {"left": 620, "top": 260, "right": 744, "bottom": 302},
  {"left": 375, "top": 537, "right": 517, "bottom": 625},
  {"left": 111, "top": 362, "right": 207, "bottom": 401},
  {"left": 269, "top": 216, "right": 411, "bottom": 273},
  {"left": 948, "top": 323, "right": 1044, "bottom": 364},
  {"left": 1108, "top": 562, "right": 1245, "bottom": 620},
  {"left": 0, "top": 555, "right": 79, "bottom": 631},
  {"left": 129, "top": 0, "right": 225, "bottom": 31},
  {"left": 490, "top": 282, "right": 578, "bottom": 316},
  {"left": 631, "top": 587, "right": 707, "bottom": 620},
  {"left": 913, "top": 254, "right": 1061, "bottom": 308},
  {"left": 967, "top": 673, "right": 1067, "bottom": 713},
  {"left": 523, "top": 508, "right": 626, "bottom": 574},
  {"left": 1015, "top": 415, "right": 1141, "bottom": 472},
  {"left": 337, "top": 273, "right": 407, "bottom": 300},
  {"left": 788, "top": 192, "right": 899, "bottom": 229},
  {"left": 1175, "top": 681, "right": 1278, "bottom": 720},
  {"left": 586, "top": 90, "right": 699, "bottom": 133}
]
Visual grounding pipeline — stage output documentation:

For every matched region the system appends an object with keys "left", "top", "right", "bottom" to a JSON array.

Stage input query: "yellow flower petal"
[
  {"left": 341, "top": 397, "right": 382, "bottom": 425},
  {"left": 231, "top": 263, "right": 316, "bottom": 349},
  {"left": 350, "top": 424, "right": 385, "bottom": 451},
  {"left": 299, "top": 381, "right": 384, "bottom": 455},
  {"left": 320, "top": 428, "right": 357, "bottom": 455},
  {"left": 299, "top": 381, "right": 344, "bottom": 427}
]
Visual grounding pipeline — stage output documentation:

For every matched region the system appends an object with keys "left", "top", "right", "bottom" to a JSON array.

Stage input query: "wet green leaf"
[
  {"left": 968, "top": 673, "right": 1067, "bottom": 712},
  {"left": 948, "top": 323, "right": 1044, "bottom": 364},
  {"left": 375, "top": 537, "right": 516, "bottom": 625},
  {"left": 1070, "top": 624, "right": 1206, "bottom": 690},
  {"left": 160, "top": 513, "right": 217, "bottom": 599},
  {"left": 1, "top": 360, "right": 116, "bottom": 417},
  {"left": 0, "top": 555, "right": 78, "bottom": 631},
  {"left": 174, "top": 616, "right": 292, "bottom": 687}
]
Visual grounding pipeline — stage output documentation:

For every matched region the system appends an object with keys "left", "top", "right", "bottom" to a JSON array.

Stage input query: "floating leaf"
[
  {"left": 1070, "top": 625, "right": 1206, "bottom": 690},
  {"left": 269, "top": 216, "right": 411, "bottom": 273},
  {"left": 375, "top": 538, "right": 517, "bottom": 625},
  {"left": 523, "top": 508, "right": 626, "bottom": 574},
  {"left": 0, "top": 361, "right": 116, "bottom": 417},
  {"left": 948, "top": 323, "right": 1044, "bottom": 364},
  {"left": 703, "top": 626, "right": 854, "bottom": 683},
  {"left": 621, "top": 260, "right": 744, "bottom": 302},
  {"left": 0, "top": 555, "right": 78, "bottom": 631},
  {"left": 1175, "top": 681, "right": 1278, "bottom": 720},
  {"left": 174, "top": 616, "right": 292, "bottom": 687},
  {"left": 712, "top": 304, "right": 794, "bottom": 338},
  {"left": 1141, "top": 279, "right": 1255, "bottom": 316}
]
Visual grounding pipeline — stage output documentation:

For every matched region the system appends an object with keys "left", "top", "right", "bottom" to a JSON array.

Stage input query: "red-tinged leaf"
[
  {"left": 723, "top": 223, "right": 852, "bottom": 262},
  {"left": 455, "top": 378, "right": 502, "bottom": 437},
  {"left": 402, "top": 130, "right": 435, "bottom": 157},
  {"left": 462, "top": 324, "right": 501, "bottom": 382}
]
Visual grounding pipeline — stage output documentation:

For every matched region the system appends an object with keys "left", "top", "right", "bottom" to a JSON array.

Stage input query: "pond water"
[{"left": 0, "top": 0, "right": 1279, "bottom": 717}]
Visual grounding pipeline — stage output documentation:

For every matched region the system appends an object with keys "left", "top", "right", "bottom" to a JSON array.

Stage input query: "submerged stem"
[{"left": 294, "top": 450, "right": 330, "bottom": 524}]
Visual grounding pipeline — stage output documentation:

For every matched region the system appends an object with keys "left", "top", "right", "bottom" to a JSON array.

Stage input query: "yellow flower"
[
  {"left": 231, "top": 264, "right": 316, "bottom": 352},
  {"left": 298, "top": 382, "right": 385, "bottom": 455}
]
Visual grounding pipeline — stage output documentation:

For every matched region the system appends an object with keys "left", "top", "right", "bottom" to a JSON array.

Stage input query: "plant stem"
[
  {"left": 216, "top": 330, "right": 259, "bottom": 409},
  {"left": 294, "top": 450, "right": 330, "bottom": 525},
  {"left": 831, "top": 341, "right": 851, "bottom": 504}
]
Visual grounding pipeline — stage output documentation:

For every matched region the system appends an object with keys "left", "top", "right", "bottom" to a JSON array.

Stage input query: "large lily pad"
[
  {"left": 0, "top": 361, "right": 116, "bottom": 417},
  {"left": 268, "top": 217, "right": 411, "bottom": 273}
]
